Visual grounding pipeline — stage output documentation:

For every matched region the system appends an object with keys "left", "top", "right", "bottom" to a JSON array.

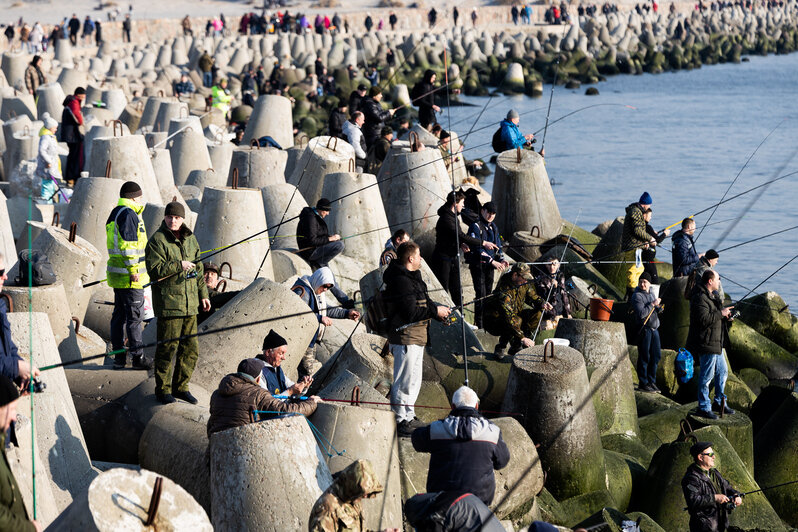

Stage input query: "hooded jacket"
[
  {"left": 631, "top": 286, "right": 660, "bottom": 330},
  {"left": 499, "top": 118, "right": 526, "bottom": 150},
  {"left": 359, "top": 96, "right": 391, "bottom": 146},
  {"left": 433, "top": 204, "right": 483, "bottom": 259},
  {"left": 411, "top": 70, "right": 436, "bottom": 110},
  {"left": 672, "top": 229, "right": 699, "bottom": 277},
  {"left": 308, "top": 460, "right": 384, "bottom": 532},
  {"left": 681, "top": 463, "right": 738, "bottom": 532},
  {"left": 411, "top": 407, "right": 510, "bottom": 505},
  {"left": 292, "top": 267, "right": 349, "bottom": 347},
  {"left": 383, "top": 261, "right": 438, "bottom": 346},
  {"left": 207, "top": 372, "right": 317, "bottom": 436},
  {"left": 296, "top": 206, "right": 330, "bottom": 260}
]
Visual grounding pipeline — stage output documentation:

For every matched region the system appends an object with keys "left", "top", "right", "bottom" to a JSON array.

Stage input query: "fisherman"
[
  {"left": 256, "top": 329, "right": 314, "bottom": 398},
  {"left": 308, "top": 459, "right": 386, "bottom": 532},
  {"left": 348, "top": 84, "right": 368, "bottom": 117},
  {"left": 533, "top": 257, "right": 572, "bottom": 330},
  {"left": 483, "top": 263, "right": 551, "bottom": 358},
  {"left": 0, "top": 253, "right": 40, "bottom": 386},
  {"left": 359, "top": 86, "right": 395, "bottom": 149},
  {"left": 411, "top": 69, "right": 441, "bottom": 130},
  {"left": 342, "top": 111, "right": 367, "bottom": 170},
  {"left": 687, "top": 270, "right": 734, "bottom": 420},
  {"left": 630, "top": 272, "right": 663, "bottom": 393},
  {"left": 681, "top": 441, "right": 742, "bottom": 531},
  {"left": 499, "top": 109, "right": 534, "bottom": 150},
  {"left": 432, "top": 190, "right": 499, "bottom": 308},
  {"left": 411, "top": 386, "right": 510, "bottom": 505},
  {"left": 672, "top": 217, "right": 700, "bottom": 277},
  {"left": 437, "top": 130, "right": 461, "bottom": 170},
  {"left": 61, "top": 86, "right": 85, "bottom": 187},
  {"left": 621, "top": 192, "right": 667, "bottom": 297},
  {"left": 198, "top": 261, "right": 239, "bottom": 324},
  {"left": 0, "top": 375, "right": 42, "bottom": 532},
  {"left": 641, "top": 207, "right": 666, "bottom": 284},
  {"left": 383, "top": 241, "right": 451, "bottom": 436},
  {"left": 198, "top": 50, "right": 214, "bottom": 88},
  {"left": 379, "top": 229, "right": 409, "bottom": 266},
  {"left": 211, "top": 78, "right": 233, "bottom": 117},
  {"left": 174, "top": 73, "right": 196, "bottom": 99},
  {"left": 466, "top": 202, "right": 508, "bottom": 329},
  {"left": 327, "top": 101, "right": 348, "bottom": 140},
  {"left": 207, "top": 357, "right": 319, "bottom": 436},
  {"left": 405, "top": 491, "right": 505, "bottom": 532},
  {"left": 689, "top": 249, "right": 724, "bottom": 300},
  {"left": 107, "top": 181, "right": 152, "bottom": 370},
  {"left": 365, "top": 126, "right": 393, "bottom": 174},
  {"left": 291, "top": 267, "right": 360, "bottom": 377},
  {"left": 145, "top": 202, "right": 210, "bottom": 405}
]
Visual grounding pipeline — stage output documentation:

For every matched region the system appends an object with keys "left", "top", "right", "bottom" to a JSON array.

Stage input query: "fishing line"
[
  {"left": 731, "top": 252, "right": 798, "bottom": 304},
  {"left": 717, "top": 224, "right": 798, "bottom": 253},
  {"left": 378, "top": 24, "right": 439, "bottom": 93},
  {"left": 272, "top": 395, "right": 523, "bottom": 417},
  {"left": 26, "top": 196, "right": 36, "bottom": 519},
  {"left": 540, "top": 24, "right": 568, "bottom": 154}
]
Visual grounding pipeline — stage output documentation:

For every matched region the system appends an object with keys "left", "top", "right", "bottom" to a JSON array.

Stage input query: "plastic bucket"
[{"left": 589, "top": 297, "right": 614, "bottom": 321}]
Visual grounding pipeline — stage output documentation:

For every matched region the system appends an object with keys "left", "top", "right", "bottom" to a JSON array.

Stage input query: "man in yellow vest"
[
  {"left": 211, "top": 78, "right": 233, "bottom": 117},
  {"left": 106, "top": 181, "right": 152, "bottom": 370}
]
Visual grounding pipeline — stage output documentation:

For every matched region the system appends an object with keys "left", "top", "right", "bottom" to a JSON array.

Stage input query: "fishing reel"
[
  {"left": 185, "top": 270, "right": 198, "bottom": 280},
  {"left": 729, "top": 310, "right": 741, "bottom": 320},
  {"left": 724, "top": 492, "right": 744, "bottom": 512},
  {"left": 18, "top": 378, "right": 46, "bottom": 394},
  {"left": 442, "top": 314, "right": 459, "bottom": 327}
]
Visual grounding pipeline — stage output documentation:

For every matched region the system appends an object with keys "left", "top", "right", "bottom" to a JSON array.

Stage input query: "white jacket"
[
  {"left": 342, "top": 120, "right": 367, "bottom": 159},
  {"left": 36, "top": 132, "right": 65, "bottom": 179}
]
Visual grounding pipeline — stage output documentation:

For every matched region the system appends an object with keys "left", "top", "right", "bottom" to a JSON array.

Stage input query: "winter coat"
[
  {"left": 382, "top": 261, "right": 438, "bottom": 346},
  {"left": 308, "top": 460, "right": 383, "bottom": 532},
  {"left": 690, "top": 257, "right": 724, "bottom": 301},
  {"left": 483, "top": 272, "right": 544, "bottom": 340},
  {"left": 433, "top": 204, "right": 483, "bottom": 259},
  {"left": 0, "top": 300, "right": 23, "bottom": 381},
  {"left": 348, "top": 91, "right": 363, "bottom": 117},
  {"left": 411, "top": 407, "right": 510, "bottom": 505},
  {"left": 686, "top": 285, "right": 725, "bottom": 356},
  {"left": 292, "top": 268, "right": 349, "bottom": 347},
  {"left": 621, "top": 202, "right": 649, "bottom": 251},
  {"left": 672, "top": 229, "right": 699, "bottom": 277},
  {"left": 60, "top": 95, "right": 84, "bottom": 144},
  {"left": 466, "top": 216, "right": 503, "bottom": 266},
  {"left": 24, "top": 64, "right": 45, "bottom": 94},
  {"left": 296, "top": 207, "right": 330, "bottom": 260},
  {"left": 499, "top": 119, "right": 526, "bottom": 150},
  {"left": 198, "top": 53, "right": 214, "bottom": 73},
  {"left": 631, "top": 287, "right": 660, "bottom": 330},
  {"left": 681, "top": 463, "right": 738, "bottom": 532},
  {"left": 342, "top": 120, "right": 367, "bottom": 160},
  {"left": 328, "top": 109, "right": 347, "bottom": 139},
  {"left": 534, "top": 270, "right": 571, "bottom": 321},
  {"left": 36, "top": 131, "right": 63, "bottom": 180},
  {"left": 145, "top": 221, "right": 208, "bottom": 318},
  {"left": 358, "top": 96, "right": 390, "bottom": 146},
  {"left": 411, "top": 80, "right": 435, "bottom": 110},
  {"left": 207, "top": 373, "right": 317, "bottom": 436},
  {"left": 0, "top": 433, "right": 34, "bottom": 532}
]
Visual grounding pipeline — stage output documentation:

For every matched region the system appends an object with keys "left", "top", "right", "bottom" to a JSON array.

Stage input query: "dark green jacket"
[
  {"left": 145, "top": 222, "right": 208, "bottom": 318},
  {"left": 0, "top": 434, "right": 34, "bottom": 532},
  {"left": 483, "top": 273, "right": 544, "bottom": 340}
]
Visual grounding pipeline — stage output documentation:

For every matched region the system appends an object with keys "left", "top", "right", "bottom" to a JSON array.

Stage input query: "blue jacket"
[
  {"left": 499, "top": 119, "right": 526, "bottom": 150},
  {"left": 671, "top": 229, "right": 699, "bottom": 277},
  {"left": 0, "top": 300, "right": 22, "bottom": 380},
  {"left": 466, "top": 217, "right": 503, "bottom": 266}
]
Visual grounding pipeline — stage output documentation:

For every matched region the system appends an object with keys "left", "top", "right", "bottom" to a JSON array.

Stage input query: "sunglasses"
[{"left": 701, "top": 452, "right": 715, "bottom": 457}]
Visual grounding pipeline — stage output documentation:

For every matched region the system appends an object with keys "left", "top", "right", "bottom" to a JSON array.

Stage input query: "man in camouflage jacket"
[{"left": 308, "top": 460, "right": 388, "bottom": 532}]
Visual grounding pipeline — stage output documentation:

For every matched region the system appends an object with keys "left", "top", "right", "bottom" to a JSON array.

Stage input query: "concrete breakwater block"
[
  {"left": 321, "top": 171, "right": 391, "bottom": 266},
  {"left": 87, "top": 135, "right": 162, "bottom": 205},
  {"left": 686, "top": 410, "right": 754, "bottom": 477},
  {"left": 288, "top": 135, "right": 355, "bottom": 206},
  {"left": 194, "top": 185, "right": 273, "bottom": 281},
  {"left": 227, "top": 144, "right": 287, "bottom": 188},
  {"left": 139, "top": 403, "right": 212, "bottom": 515},
  {"left": 2, "top": 283, "right": 72, "bottom": 344},
  {"left": 0, "top": 191, "right": 17, "bottom": 270},
  {"left": 194, "top": 278, "right": 318, "bottom": 389},
  {"left": 658, "top": 275, "right": 690, "bottom": 349},
  {"left": 8, "top": 313, "right": 97, "bottom": 512},
  {"left": 62, "top": 177, "right": 128, "bottom": 263},
  {"left": 209, "top": 416, "right": 333, "bottom": 531},
  {"left": 554, "top": 319, "right": 639, "bottom": 437},
  {"left": 492, "top": 149, "right": 562, "bottom": 240},
  {"left": 261, "top": 183, "right": 308, "bottom": 251},
  {"left": 168, "top": 128, "right": 213, "bottom": 186},
  {"left": 727, "top": 319, "right": 798, "bottom": 379},
  {"left": 242, "top": 94, "right": 294, "bottom": 148},
  {"left": 313, "top": 332, "right": 391, "bottom": 392},
  {"left": 308, "top": 403, "right": 403, "bottom": 530},
  {"left": 737, "top": 291, "right": 798, "bottom": 352},
  {"left": 271, "top": 248, "right": 313, "bottom": 282},
  {"left": 502, "top": 344, "right": 606, "bottom": 500},
  {"left": 317, "top": 369, "right": 390, "bottom": 411},
  {"left": 45, "top": 467, "right": 212, "bottom": 531}
]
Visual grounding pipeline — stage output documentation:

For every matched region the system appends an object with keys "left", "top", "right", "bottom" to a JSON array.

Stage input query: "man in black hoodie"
[
  {"left": 411, "top": 69, "right": 441, "bottom": 129},
  {"left": 432, "top": 190, "right": 499, "bottom": 308},
  {"left": 384, "top": 241, "right": 451, "bottom": 436},
  {"left": 359, "top": 86, "right": 395, "bottom": 149}
]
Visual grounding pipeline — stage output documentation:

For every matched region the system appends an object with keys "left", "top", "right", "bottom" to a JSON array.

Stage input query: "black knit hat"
[
  {"left": 690, "top": 441, "right": 713, "bottom": 459},
  {"left": 164, "top": 201, "right": 186, "bottom": 218},
  {"left": 120, "top": 181, "right": 142, "bottom": 199},
  {"left": 316, "top": 198, "right": 332, "bottom": 211},
  {"left": 262, "top": 329, "right": 288, "bottom": 351},
  {"left": 74, "top": 86, "right": 86, "bottom": 95},
  {"left": 639, "top": 272, "right": 652, "bottom": 284},
  {"left": 0, "top": 375, "right": 19, "bottom": 408},
  {"left": 705, "top": 249, "right": 719, "bottom": 260},
  {"left": 237, "top": 358, "right": 266, "bottom": 379}
]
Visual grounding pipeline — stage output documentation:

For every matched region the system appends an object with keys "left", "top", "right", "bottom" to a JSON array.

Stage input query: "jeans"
[
  {"left": 637, "top": 327, "right": 661, "bottom": 386},
  {"left": 202, "top": 71, "right": 213, "bottom": 88},
  {"left": 110, "top": 288, "right": 144, "bottom": 363},
  {"left": 390, "top": 344, "right": 424, "bottom": 423},
  {"left": 307, "top": 240, "right": 344, "bottom": 268},
  {"left": 698, "top": 352, "right": 728, "bottom": 412}
]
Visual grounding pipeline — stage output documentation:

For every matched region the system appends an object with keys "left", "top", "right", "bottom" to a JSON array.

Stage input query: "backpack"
[
  {"left": 364, "top": 289, "right": 390, "bottom": 336},
  {"left": 675, "top": 348, "right": 694, "bottom": 384},
  {"left": 491, "top": 127, "right": 505, "bottom": 153},
  {"left": 15, "top": 249, "right": 57, "bottom": 286}
]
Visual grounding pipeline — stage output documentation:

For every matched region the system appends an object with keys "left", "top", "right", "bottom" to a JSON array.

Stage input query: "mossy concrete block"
[
  {"left": 723, "top": 370, "right": 757, "bottom": 414},
  {"left": 414, "top": 381, "right": 452, "bottom": 424},
  {"left": 750, "top": 385, "right": 794, "bottom": 437},
  {"left": 625, "top": 512, "right": 666, "bottom": 532},
  {"left": 575, "top": 507, "right": 666, "bottom": 532},
  {"left": 591, "top": 217, "right": 627, "bottom": 293},
  {"left": 317, "top": 370, "right": 390, "bottom": 412},
  {"left": 601, "top": 433, "right": 653, "bottom": 468},
  {"left": 559, "top": 490, "right": 617, "bottom": 528},
  {"left": 754, "top": 392, "right": 798, "bottom": 526},
  {"left": 628, "top": 346, "right": 697, "bottom": 402},
  {"left": 738, "top": 367, "right": 769, "bottom": 396},
  {"left": 558, "top": 219, "right": 601, "bottom": 249},
  {"left": 440, "top": 351, "right": 511, "bottom": 413},
  {"left": 658, "top": 276, "right": 690, "bottom": 350},
  {"left": 536, "top": 487, "right": 568, "bottom": 526},
  {"left": 541, "top": 245, "right": 624, "bottom": 301},
  {"left": 635, "top": 389, "right": 681, "bottom": 417},
  {"left": 637, "top": 402, "right": 696, "bottom": 454},
  {"left": 727, "top": 320, "right": 798, "bottom": 379},
  {"left": 638, "top": 439, "right": 695, "bottom": 531},
  {"left": 686, "top": 411, "right": 754, "bottom": 477},
  {"left": 603, "top": 449, "right": 645, "bottom": 512},
  {"left": 737, "top": 291, "right": 798, "bottom": 352}
]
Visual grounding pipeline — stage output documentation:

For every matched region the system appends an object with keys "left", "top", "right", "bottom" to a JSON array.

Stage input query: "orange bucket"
[{"left": 589, "top": 298, "right": 614, "bottom": 321}]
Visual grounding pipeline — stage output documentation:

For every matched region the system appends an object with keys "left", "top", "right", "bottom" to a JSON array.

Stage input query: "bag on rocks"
[
  {"left": 15, "top": 249, "right": 57, "bottom": 286},
  {"left": 364, "top": 289, "right": 390, "bottom": 337},
  {"left": 675, "top": 347, "right": 694, "bottom": 384}
]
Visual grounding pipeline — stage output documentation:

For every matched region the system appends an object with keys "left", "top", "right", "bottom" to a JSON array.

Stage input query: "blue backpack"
[{"left": 675, "top": 348, "right": 694, "bottom": 384}]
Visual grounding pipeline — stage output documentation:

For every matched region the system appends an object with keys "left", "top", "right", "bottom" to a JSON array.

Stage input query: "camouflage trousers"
[
  {"left": 485, "top": 308, "right": 541, "bottom": 354},
  {"left": 154, "top": 315, "right": 198, "bottom": 394}
]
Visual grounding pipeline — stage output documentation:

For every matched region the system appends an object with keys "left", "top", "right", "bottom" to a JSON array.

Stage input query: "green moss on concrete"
[
  {"left": 576, "top": 508, "right": 667, "bottom": 532},
  {"left": 657, "top": 276, "right": 690, "bottom": 350},
  {"left": 625, "top": 512, "right": 667, "bottom": 532},
  {"left": 638, "top": 440, "right": 695, "bottom": 531},
  {"left": 414, "top": 381, "right": 452, "bottom": 424},
  {"left": 603, "top": 450, "right": 646, "bottom": 512},
  {"left": 754, "top": 393, "right": 798, "bottom": 526},
  {"left": 559, "top": 490, "right": 617, "bottom": 528},
  {"left": 635, "top": 389, "right": 682, "bottom": 417},
  {"left": 536, "top": 488, "right": 569, "bottom": 526},
  {"left": 686, "top": 411, "right": 754, "bottom": 476},
  {"left": 723, "top": 371, "right": 757, "bottom": 414},
  {"left": 638, "top": 402, "right": 696, "bottom": 454},
  {"left": 559, "top": 219, "right": 602, "bottom": 248},
  {"left": 727, "top": 320, "right": 798, "bottom": 379},
  {"left": 750, "top": 385, "right": 794, "bottom": 436},
  {"left": 737, "top": 292, "right": 798, "bottom": 352},
  {"left": 602, "top": 433, "right": 653, "bottom": 467},
  {"left": 738, "top": 367, "right": 769, "bottom": 396}
]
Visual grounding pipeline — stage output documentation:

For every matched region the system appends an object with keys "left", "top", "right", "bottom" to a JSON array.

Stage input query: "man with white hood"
[{"left": 292, "top": 267, "right": 360, "bottom": 377}]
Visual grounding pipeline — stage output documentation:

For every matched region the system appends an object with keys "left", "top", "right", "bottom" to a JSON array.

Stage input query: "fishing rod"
[
  {"left": 540, "top": 24, "right": 567, "bottom": 154},
  {"left": 731, "top": 251, "right": 798, "bottom": 305},
  {"left": 693, "top": 118, "right": 786, "bottom": 244},
  {"left": 717, "top": 224, "right": 798, "bottom": 253},
  {"left": 272, "top": 394, "right": 524, "bottom": 417},
  {"left": 532, "top": 103, "right": 638, "bottom": 136},
  {"left": 393, "top": 82, "right": 454, "bottom": 112},
  {"left": 684, "top": 478, "right": 798, "bottom": 512},
  {"left": 378, "top": 22, "right": 439, "bottom": 93}
]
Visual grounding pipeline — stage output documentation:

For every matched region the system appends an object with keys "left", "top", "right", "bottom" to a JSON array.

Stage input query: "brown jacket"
[{"left": 207, "top": 373, "right": 317, "bottom": 436}]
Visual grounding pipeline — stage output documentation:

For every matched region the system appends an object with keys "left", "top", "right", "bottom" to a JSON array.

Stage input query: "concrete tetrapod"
[
  {"left": 8, "top": 313, "right": 97, "bottom": 513},
  {"left": 312, "top": 332, "right": 392, "bottom": 395},
  {"left": 502, "top": 344, "right": 606, "bottom": 501},
  {"left": 736, "top": 291, "right": 798, "bottom": 352},
  {"left": 139, "top": 403, "right": 212, "bottom": 515},
  {"left": 207, "top": 138, "right": 234, "bottom": 177},
  {"left": 321, "top": 171, "right": 391, "bottom": 265},
  {"left": 261, "top": 183, "right": 308, "bottom": 251},
  {"left": 193, "top": 278, "right": 318, "bottom": 389},
  {"left": 658, "top": 275, "right": 691, "bottom": 349},
  {"left": 149, "top": 146, "right": 188, "bottom": 205},
  {"left": 308, "top": 403, "right": 403, "bottom": 530},
  {"left": 727, "top": 319, "right": 798, "bottom": 379},
  {"left": 492, "top": 148, "right": 562, "bottom": 240},
  {"left": 45, "top": 467, "right": 212, "bottom": 531},
  {"left": 554, "top": 318, "right": 639, "bottom": 437},
  {"left": 87, "top": 135, "right": 161, "bottom": 205},
  {"left": 287, "top": 135, "right": 355, "bottom": 206},
  {"left": 227, "top": 144, "right": 287, "bottom": 188},
  {"left": 168, "top": 128, "right": 213, "bottom": 186},
  {"left": 0, "top": 190, "right": 18, "bottom": 270},
  {"left": 1, "top": 283, "right": 72, "bottom": 344},
  {"left": 209, "top": 416, "right": 333, "bottom": 531},
  {"left": 193, "top": 185, "right": 274, "bottom": 281},
  {"left": 35, "top": 82, "right": 66, "bottom": 123},
  {"left": 686, "top": 410, "right": 755, "bottom": 477},
  {"left": 242, "top": 94, "right": 295, "bottom": 148},
  {"left": 8, "top": 221, "right": 102, "bottom": 322},
  {"left": 317, "top": 369, "right": 391, "bottom": 411}
]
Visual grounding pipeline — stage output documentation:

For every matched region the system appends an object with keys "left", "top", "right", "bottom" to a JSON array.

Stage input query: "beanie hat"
[
  {"left": 316, "top": 198, "right": 332, "bottom": 211},
  {"left": 237, "top": 358, "right": 266, "bottom": 379},
  {"left": 506, "top": 109, "right": 519, "bottom": 120},
  {"left": 42, "top": 112, "right": 57, "bottom": 131},
  {"left": 74, "top": 86, "right": 86, "bottom": 95},
  {"left": 439, "top": 130, "right": 450, "bottom": 141},
  {"left": 120, "top": 181, "right": 143, "bottom": 199},
  {"left": 164, "top": 201, "right": 186, "bottom": 218},
  {"left": 705, "top": 249, "right": 719, "bottom": 260},
  {"left": 369, "top": 86, "right": 382, "bottom": 97},
  {"left": 381, "top": 126, "right": 393, "bottom": 137},
  {"left": 262, "top": 329, "right": 288, "bottom": 351},
  {"left": 639, "top": 191, "right": 653, "bottom": 205},
  {"left": 482, "top": 201, "right": 497, "bottom": 214},
  {"left": 639, "top": 272, "right": 652, "bottom": 284},
  {"left": 0, "top": 375, "right": 20, "bottom": 408},
  {"left": 690, "top": 441, "right": 713, "bottom": 459}
]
